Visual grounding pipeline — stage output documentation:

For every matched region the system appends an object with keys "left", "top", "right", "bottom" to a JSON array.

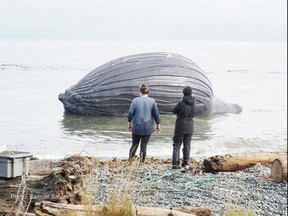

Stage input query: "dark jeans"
[
  {"left": 172, "top": 133, "right": 192, "bottom": 167},
  {"left": 129, "top": 133, "right": 151, "bottom": 163}
]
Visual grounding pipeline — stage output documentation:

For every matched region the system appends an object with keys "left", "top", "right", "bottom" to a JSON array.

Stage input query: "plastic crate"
[{"left": 0, "top": 151, "right": 33, "bottom": 178}]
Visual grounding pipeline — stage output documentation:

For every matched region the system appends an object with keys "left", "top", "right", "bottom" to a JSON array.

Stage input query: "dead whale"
[{"left": 58, "top": 52, "right": 242, "bottom": 116}]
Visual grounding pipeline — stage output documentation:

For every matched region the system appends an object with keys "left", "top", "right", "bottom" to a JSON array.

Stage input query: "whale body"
[{"left": 59, "top": 52, "right": 242, "bottom": 116}]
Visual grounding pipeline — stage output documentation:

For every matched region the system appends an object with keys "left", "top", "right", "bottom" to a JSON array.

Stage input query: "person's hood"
[{"left": 183, "top": 95, "right": 195, "bottom": 105}]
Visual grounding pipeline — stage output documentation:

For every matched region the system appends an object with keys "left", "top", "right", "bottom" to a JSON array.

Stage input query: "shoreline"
[{"left": 0, "top": 152, "right": 287, "bottom": 215}]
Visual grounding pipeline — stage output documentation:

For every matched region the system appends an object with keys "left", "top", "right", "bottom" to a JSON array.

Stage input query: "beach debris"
[
  {"left": 34, "top": 200, "right": 212, "bottom": 216},
  {"left": 271, "top": 155, "right": 287, "bottom": 182},
  {"left": 203, "top": 151, "right": 287, "bottom": 173}
]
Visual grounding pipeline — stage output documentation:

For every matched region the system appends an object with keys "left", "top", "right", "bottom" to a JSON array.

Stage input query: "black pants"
[
  {"left": 172, "top": 133, "right": 192, "bottom": 167},
  {"left": 129, "top": 133, "right": 151, "bottom": 163}
]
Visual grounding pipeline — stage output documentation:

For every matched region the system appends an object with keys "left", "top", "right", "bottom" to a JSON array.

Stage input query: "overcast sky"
[{"left": 0, "top": 0, "right": 286, "bottom": 41}]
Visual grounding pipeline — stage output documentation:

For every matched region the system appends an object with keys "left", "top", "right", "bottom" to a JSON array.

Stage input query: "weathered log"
[
  {"left": 34, "top": 201, "right": 100, "bottom": 216},
  {"left": 173, "top": 207, "right": 213, "bottom": 216},
  {"left": 271, "top": 155, "right": 287, "bottom": 182},
  {"left": 134, "top": 206, "right": 204, "bottom": 216},
  {"left": 34, "top": 201, "right": 212, "bottom": 216},
  {"left": 203, "top": 152, "right": 287, "bottom": 173},
  {"left": 0, "top": 212, "right": 36, "bottom": 216}
]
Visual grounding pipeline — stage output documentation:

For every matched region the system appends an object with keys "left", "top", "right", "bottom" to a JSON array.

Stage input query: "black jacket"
[{"left": 172, "top": 96, "right": 196, "bottom": 134}]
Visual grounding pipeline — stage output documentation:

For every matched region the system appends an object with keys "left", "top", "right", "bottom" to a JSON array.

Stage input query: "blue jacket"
[{"left": 128, "top": 96, "right": 160, "bottom": 135}]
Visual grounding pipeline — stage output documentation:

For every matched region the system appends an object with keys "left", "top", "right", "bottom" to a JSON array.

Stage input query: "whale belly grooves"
[{"left": 58, "top": 52, "right": 241, "bottom": 116}]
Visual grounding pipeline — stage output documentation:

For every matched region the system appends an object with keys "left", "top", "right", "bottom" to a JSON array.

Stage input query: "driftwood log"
[
  {"left": 203, "top": 152, "right": 287, "bottom": 173},
  {"left": 34, "top": 201, "right": 212, "bottom": 216},
  {"left": 271, "top": 155, "right": 287, "bottom": 182}
]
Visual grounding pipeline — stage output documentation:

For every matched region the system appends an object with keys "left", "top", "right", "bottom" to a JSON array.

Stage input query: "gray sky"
[{"left": 0, "top": 0, "right": 286, "bottom": 41}]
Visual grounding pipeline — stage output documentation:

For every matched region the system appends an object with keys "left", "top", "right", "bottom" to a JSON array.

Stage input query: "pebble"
[{"left": 84, "top": 163, "right": 287, "bottom": 216}]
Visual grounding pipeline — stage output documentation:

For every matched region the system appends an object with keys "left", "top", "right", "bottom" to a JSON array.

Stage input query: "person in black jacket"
[{"left": 172, "top": 86, "right": 196, "bottom": 169}]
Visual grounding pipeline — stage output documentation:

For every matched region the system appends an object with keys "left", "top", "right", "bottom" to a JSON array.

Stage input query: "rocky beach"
[
  {"left": 83, "top": 157, "right": 287, "bottom": 216},
  {"left": 0, "top": 153, "right": 287, "bottom": 216}
]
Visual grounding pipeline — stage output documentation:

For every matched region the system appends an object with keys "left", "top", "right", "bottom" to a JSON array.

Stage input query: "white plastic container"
[{"left": 0, "top": 151, "right": 33, "bottom": 178}]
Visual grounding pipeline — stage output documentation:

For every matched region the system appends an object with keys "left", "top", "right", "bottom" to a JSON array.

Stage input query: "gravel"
[{"left": 84, "top": 161, "right": 287, "bottom": 216}]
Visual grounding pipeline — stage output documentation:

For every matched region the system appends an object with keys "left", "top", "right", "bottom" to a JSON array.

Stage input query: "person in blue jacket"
[
  {"left": 172, "top": 86, "right": 196, "bottom": 169},
  {"left": 127, "top": 83, "right": 161, "bottom": 163}
]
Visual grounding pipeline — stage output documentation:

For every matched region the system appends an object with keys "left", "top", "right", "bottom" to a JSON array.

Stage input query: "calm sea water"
[{"left": 0, "top": 38, "right": 286, "bottom": 160}]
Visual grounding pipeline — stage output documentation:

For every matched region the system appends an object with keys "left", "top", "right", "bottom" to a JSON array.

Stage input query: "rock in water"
[{"left": 58, "top": 52, "right": 242, "bottom": 116}]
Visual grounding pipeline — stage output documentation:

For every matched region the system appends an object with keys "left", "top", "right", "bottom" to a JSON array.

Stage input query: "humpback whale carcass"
[{"left": 58, "top": 52, "right": 242, "bottom": 116}]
